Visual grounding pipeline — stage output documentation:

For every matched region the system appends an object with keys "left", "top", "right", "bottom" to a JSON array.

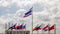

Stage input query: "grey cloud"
[
  {"left": 54, "top": 17, "right": 60, "bottom": 19},
  {"left": 0, "top": 3, "right": 20, "bottom": 16},
  {"left": 37, "top": 15, "right": 50, "bottom": 21},
  {"left": 33, "top": 2, "right": 45, "bottom": 12}
]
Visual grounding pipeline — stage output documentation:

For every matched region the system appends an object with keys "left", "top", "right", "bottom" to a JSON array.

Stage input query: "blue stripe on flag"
[
  {"left": 24, "top": 7, "right": 32, "bottom": 17},
  {"left": 25, "top": 10, "right": 32, "bottom": 15}
]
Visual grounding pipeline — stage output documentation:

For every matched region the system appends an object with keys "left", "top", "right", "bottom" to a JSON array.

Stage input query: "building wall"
[{"left": 5, "top": 30, "right": 30, "bottom": 34}]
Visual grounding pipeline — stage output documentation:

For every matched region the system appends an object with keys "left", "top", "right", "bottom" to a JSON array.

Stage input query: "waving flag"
[
  {"left": 37, "top": 24, "right": 44, "bottom": 30},
  {"left": 49, "top": 25, "right": 54, "bottom": 31},
  {"left": 22, "top": 24, "right": 26, "bottom": 29},
  {"left": 42, "top": 25, "right": 49, "bottom": 31},
  {"left": 33, "top": 24, "right": 43, "bottom": 31},
  {"left": 12, "top": 24, "right": 16, "bottom": 29},
  {"left": 19, "top": 24, "right": 23, "bottom": 29},
  {"left": 24, "top": 7, "right": 33, "bottom": 17},
  {"left": 33, "top": 24, "right": 38, "bottom": 31},
  {"left": 8, "top": 24, "right": 16, "bottom": 30},
  {"left": 17, "top": 24, "right": 26, "bottom": 30}
]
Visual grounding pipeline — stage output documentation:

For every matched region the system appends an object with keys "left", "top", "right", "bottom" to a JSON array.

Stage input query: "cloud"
[{"left": 0, "top": 0, "right": 60, "bottom": 33}]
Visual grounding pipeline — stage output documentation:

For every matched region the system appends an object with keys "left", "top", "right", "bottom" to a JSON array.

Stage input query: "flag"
[
  {"left": 49, "top": 25, "right": 54, "bottom": 31},
  {"left": 36, "top": 24, "right": 44, "bottom": 30},
  {"left": 22, "top": 24, "right": 26, "bottom": 29},
  {"left": 19, "top": 24, "right": 23, "bottom": 29},
  {"left": 18, "top": 24, "right": 26, "bottom": 30},
  {"left": 24, "top": 7, "right": 33, "bottom": 17},
  {"left": 33, "top": 24, "right": 38, "bottom": 31},
  {"left": 42, "top": 25, "right": 49, "bottom": 31},
  {"left": 8, "top": 24, "right": 16, "bottom": 30},
  {"left": 12, "top": 24, "right": 17, "bottom": 29},
  {"left": 33, "top": 24, "right": 43, "bottom": 31}
]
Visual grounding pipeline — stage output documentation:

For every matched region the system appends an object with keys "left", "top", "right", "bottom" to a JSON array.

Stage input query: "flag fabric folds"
[
  {"left": 43, "top": 25, "right": 55, "bottom": 31},
  {"left": 19, "top": 24, "right": 26, "bottom": 30},
  {"left": 8, "top": 23, "right": 55, "bottom": 31},
  {"left": 42, "top": 25, "right": 49, "bottom": 31},
  {"left": 33, "top": 24, "right": 43, "bottom": 31},
  {"left": 49, "top": 25, "right": 54, "bottom": 31},
  {"left": 16, "top": 24, "right": 26, "bottom": 30},
  {"left": 23, "top": 7, "right": 33, "bottom": 17},
  {"left": 12, "top": 24, "right": 16, "bottom": 29},
  {"left": 8, "top": 24, "right": 26, "bottom": 30},
  {"left": 33, "top": 25, "right": 38, "bottom": 31},
  {"left": 16, "top": 24, "right": 23, "bottom": 29},
  {"left": 8, "top": 24, "right": 16, "bottom": 29}
]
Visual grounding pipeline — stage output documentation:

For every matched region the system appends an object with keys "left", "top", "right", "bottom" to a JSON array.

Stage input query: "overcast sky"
[{"left": 0, "top": 0, "right": 60, "bottom": 34}]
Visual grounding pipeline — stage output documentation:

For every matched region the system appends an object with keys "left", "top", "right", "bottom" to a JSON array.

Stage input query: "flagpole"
[
  {"left": 54, "top": 24, "right": 56, "bottom": 34},
  {"left": 25, "top": 24, "right": 26, "bottom": 31},
  {"left": 8, "top": 22, "right": 10, "bottom": 34},
  {"left": 32, "top": 7, "right": 33, "bottom": 34},
  {"left": 25, "top": 24, "right": 26, "bottom": 34},
  {"left": 48, "top": 24, "right": 50, "bottom": 34},
  {"left": 12, "top": 23, "right": 13, "bottom": 34},
  {"left": 41, "top": 23, "right": 44, "bottom": 34},
  {"left": 16, "top": 23, "right": 17, "bottom": 34}
]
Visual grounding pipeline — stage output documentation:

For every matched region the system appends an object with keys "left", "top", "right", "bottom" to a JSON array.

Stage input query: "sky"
[{"left": 0, "top": 0, "right": 60, "bottom": 34}]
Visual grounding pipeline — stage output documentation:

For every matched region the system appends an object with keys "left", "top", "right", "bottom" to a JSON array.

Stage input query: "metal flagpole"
[
  {"left": 48, "top": 24, "right": 50, "bottom": 34},
  {"left": 41, "top": 23, "right": 44, "bottom": 34},
  {"left": 8, "top": 23, "right": 10, "bottom": 34},
  {"left": 25, "top": 24, "right": 26, "bottom": 34},
  {"left": 12, "top": 23, "right": 13, "bottom": 34},
  {"left": 32, "top": 7, "right": 33, "bottom": 34},
  {"left": 54, "top": 24, "right": 56, "bottom": 34},
  {"left": 8, "top": 22, "right": 10, "bottom": 28},
  {"left": 5, "top": 23, "right": 7, "bottom": 30},
  {"left": 5, "top": 23, "right": 7, "bottom": 34},
  {"left": 25, "top": 24, "right": 26, "bottom": 31},
  {"left": 16, "top": 23, "right": 17, "bottom": 34}
]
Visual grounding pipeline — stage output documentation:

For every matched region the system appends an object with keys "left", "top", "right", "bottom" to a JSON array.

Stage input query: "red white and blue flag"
[
  {"left": 24, "top": 7, "right": 33, "bottom": 17},
  {"left": 16, "top": 24, "right": 26, "bottom": 30}
]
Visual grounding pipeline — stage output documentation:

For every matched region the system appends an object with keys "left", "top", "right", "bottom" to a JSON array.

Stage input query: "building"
[{"left": 5, "top": 30, "right": 30, "bottom": 34}]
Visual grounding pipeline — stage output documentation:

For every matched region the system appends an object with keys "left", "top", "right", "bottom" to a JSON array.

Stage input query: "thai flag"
[{"left": 24, "top": 7, "right": 33, "bottom": 17}]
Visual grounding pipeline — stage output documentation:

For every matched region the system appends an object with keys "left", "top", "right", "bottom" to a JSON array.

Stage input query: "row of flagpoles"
[
  {"left": 33, "top": 24, "right": 56, "bottom": 34},
  {"left": 5, "top": 7, "right": 56, "bottom": 34},
  {"left": 5, "top": 23, "right": 56, "bottom": 34}
]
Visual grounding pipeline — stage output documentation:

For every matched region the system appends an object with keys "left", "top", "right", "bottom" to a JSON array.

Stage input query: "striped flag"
[
  {"left": 42, "top": 25, "right": 49, "bottom": 31},
  {"left": 8, "top": 24, "right": 16, "bottom": 30},
  {"left": 49, "top": 25, "right": 54, "bottom": 31},
  {"left": 23, "top": 7, "right": 33, "bottom": 17},
  {"left": 12, "top": 24, "right": 16, "bottom": 29},
  {"left": 18, "top": 24, "right": 26, "bottom": 30}
]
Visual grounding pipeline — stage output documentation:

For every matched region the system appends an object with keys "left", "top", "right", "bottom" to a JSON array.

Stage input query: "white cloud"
[{"left": 0, "top": 0, "right": 60, "bottom": 33}]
